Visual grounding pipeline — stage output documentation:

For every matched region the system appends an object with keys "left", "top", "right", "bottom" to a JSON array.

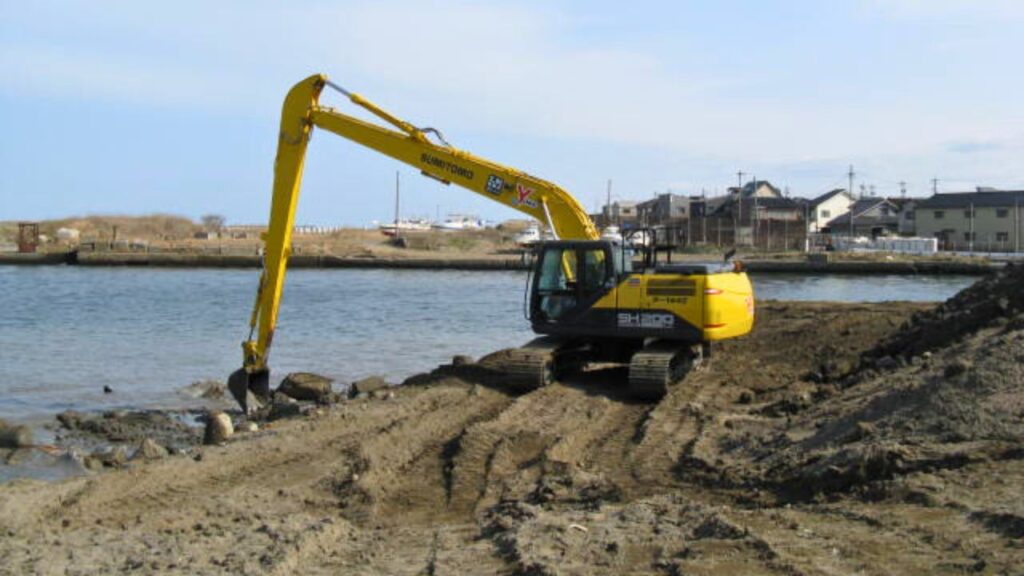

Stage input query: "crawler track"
[{"left": 628, "top": 340, "right": 703, "bottom": 400}]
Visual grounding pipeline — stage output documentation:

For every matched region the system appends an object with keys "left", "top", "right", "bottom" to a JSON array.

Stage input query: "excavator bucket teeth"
[{"left": 228, "top": 369, "right": 269, "bottom": 416}]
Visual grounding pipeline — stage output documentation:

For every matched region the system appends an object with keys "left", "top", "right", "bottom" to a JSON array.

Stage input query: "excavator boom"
[{"left": 230, "top": 74, "right": 599, "bottom": 412}]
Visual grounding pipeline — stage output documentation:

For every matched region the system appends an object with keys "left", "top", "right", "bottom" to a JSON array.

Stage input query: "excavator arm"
[{"left": 229, "top": 73, "right": 598, "bottom": 412}]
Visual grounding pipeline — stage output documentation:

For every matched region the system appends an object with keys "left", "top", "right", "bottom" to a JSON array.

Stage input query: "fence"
[{"left": 634, "top": 217, "right": 808, "bottom": 252}]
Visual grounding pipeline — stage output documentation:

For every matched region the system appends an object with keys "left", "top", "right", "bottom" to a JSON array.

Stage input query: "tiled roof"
[
  {"left": 916, "top": 191, "right": 1024, "bottom": 209},
  {"left": 809, "top": 188, "right": 851, "bottom": 208}
]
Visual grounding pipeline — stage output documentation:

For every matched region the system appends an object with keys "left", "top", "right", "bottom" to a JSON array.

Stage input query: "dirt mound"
[
  {"left": 716, "top": 269, "right": 1024, "bottom": 501},
  {"left": 868, "top": 262, "right": 1024, "bottom": 360}
]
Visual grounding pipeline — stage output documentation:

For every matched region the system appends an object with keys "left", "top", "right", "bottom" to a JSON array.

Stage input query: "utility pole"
[
  {"left": 393, "top": 171, "right": 401, "bottom": 240},
  {"left": 969, "top": 201, "right": 975, "bottom": 253},
  {"left": 804, "top": 201, "right": 810, "bottom": 253},
  {"left": 752, "top": 174, "right": 759, "bottom": 250},
  {"left": 846, "top": 165, "right": 856, "bottom": 241},
  {"left": 701, "top": 188, "right": 707, "bottom": 244},
  {"left": 931, "top": 178, "right": 939, "bottom": 194},
  {"left": 735, "top": 171, "right": 744, "bottom": 246},
  {"left": 1016, "top": 196, "right": 1021, "bottom": 254},
  {"left": 606, "top": 179, "right": 612, "bottom": 228}
]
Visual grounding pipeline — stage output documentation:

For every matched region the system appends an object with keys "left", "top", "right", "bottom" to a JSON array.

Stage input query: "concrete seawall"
[
  {"left": 0, "top": 252, "right": 76, "bottom": 265},
  {"left": 0, "top": 250, "right": 1000, "bottom": 275},
  {"left": 742, "top": 259, "right": 997, "bottom": 275},
  {"left": 74, "top": 252, "right": 531, "bottom": 271}
]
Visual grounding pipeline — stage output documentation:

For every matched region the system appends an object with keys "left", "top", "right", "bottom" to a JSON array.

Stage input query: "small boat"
[
  {"left": 625, "top": 229, "right": 652, "bottom": 248},
  {"left": 600, "top": 225, "right": 623, "bottom": 244},
  {"left": 379, "top": 218, "right": 432, "bottom": 236},
  {"left": 432, "top": 215, "right": 483, "bottom": 231},
  {"left": 512, "top": 223, "right": 552, "bottom": 245}
]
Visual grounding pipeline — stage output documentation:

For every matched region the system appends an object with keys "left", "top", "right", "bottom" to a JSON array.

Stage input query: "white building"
[{"left": 806, "top": 189, "right": 854, "bottom": 233}]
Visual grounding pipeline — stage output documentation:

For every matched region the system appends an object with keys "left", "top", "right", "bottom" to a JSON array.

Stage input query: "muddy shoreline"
[{"left": 1, "top": 268, "right": 1022, "bottom": 574}]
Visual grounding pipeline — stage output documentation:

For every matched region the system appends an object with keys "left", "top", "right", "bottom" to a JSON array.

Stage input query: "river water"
[{"left": 0, "top": 267, "right": 977, "bottom": 425}]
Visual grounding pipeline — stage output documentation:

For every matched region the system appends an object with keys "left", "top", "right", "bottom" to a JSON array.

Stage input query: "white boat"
[
  {"left": 625, "top": 229, "right": 652, "bottom": 248},
  {"left": 512, "top": 223, "right": 552, "bottom": 245},
  {"left": 600, "top": 225, "right": 623, "bottom": 244},
  {"left": 378, "top": 218, "right": 432, "bottom": 236},
  {"left": 432, "top": 215, "right": 483, "bottom": 231}
]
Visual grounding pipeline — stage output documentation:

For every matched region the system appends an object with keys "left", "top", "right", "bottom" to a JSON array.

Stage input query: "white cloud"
[
  {"left": 1, "top": 0, "right": 1021, "bottom": 200},
  {"left": 0, "top": 43, "right": 239, "bottom": 109},
  {"left": 863, "top": 0, "right": 1024, "bottom": 21}
]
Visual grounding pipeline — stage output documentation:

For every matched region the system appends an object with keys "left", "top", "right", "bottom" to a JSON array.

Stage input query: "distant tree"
[{"left": 201, "top": 214, "right": 226, "bottom": 232}]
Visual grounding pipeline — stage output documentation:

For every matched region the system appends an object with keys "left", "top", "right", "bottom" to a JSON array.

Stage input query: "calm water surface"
[{"left": 0, "top": 267, "right": 977, "bottom": 424}]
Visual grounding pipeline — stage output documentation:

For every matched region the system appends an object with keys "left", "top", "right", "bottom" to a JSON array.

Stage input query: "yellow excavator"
[{"left": 228, "top": 73, "right": 755, "bottom": 412}]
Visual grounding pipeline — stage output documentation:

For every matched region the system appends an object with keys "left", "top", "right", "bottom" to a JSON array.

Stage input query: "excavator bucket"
[{"left": 228, "top": 368, "right": 270, "bottom": 416}]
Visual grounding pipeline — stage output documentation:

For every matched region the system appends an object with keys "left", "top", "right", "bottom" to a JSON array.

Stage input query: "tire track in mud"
[
  {"left": 444, "top": 377, "right": 652, "bottom": 516},
  {"left": 333, "top": 383, "right": 515, "bottom": 524},
  {"left": 0, "top": 385, "right": 508, "bottom": 566},
  {"left": 627, "top": 369, "right": 724, "bottom": 491},
  {"left": 446, "top": 384, "right": 582, "bottom": 514}
]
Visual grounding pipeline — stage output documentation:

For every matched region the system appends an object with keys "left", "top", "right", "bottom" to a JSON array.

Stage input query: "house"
[
  {"left": 746, "top": 197, "right": 804, "bottom": 221},
  {"left": 914, "top": 189, "right": 1024, "bottom": 251},
  {"left": 825, "top": 197, "right": 901, "bottom": 238},
  {"left": 806, "top": 189, "right": 854, "bottom": 233},
  {"left": 600, "top": 200, "right": 639, "bottom": 228},
  {"left": 707, "top": 181, "right": 804, "bottom": 246},
  {"left": 887, "top": 197, "right": 919, "bottom": 236},
  {"left": 713, "top": 180, "right": 780, "bottom": 221},
  {"left": 711, "top": 181, "right": 802, "bottom": 224},
  {"left": 636, "top": 193, "right": 692, "bottom": 226},
  {"left": 726, "top": 180, "right": 782, "bottom": 199}
]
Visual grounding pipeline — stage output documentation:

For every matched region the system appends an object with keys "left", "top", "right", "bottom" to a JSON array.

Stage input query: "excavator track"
[
  {"left": 480, "top": 336, "right": 588, "bottom": 392},
  {"left": 628, "top": 341, "right": 704, "bottom": 401}
]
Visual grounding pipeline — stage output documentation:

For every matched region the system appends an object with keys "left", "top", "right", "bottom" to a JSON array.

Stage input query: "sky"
[{"left": 1, "top": 0, "right": 1022, "bottom": 227}]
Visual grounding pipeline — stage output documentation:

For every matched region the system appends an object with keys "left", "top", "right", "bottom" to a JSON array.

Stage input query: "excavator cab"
[{"left": 530, "top": 240, "right": 623, "bottom": 326}]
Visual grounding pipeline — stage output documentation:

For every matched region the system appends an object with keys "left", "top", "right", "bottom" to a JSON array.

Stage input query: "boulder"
[
  {"left": 203, "top": 412, "right": 234, "bottom": 445},
  {"left": 269, "top": 393, "right": 303, "bottom": 420},
  {"left": 181, "top": 380, "right": 227, "bottom": 400},
  {"left": 279, "top": 372, "right": 333, "bottom": 401},
  {"left": 0, "top": 419, "right": 33, "bottom": 449},
  {"left": 452, "top": 355, "right": 475, "bottom": 366},
  {"left": 85, "top": 446, "right": 128, "bottom": 470},
  {"left": 133, "top": 438, "right": 169, "bottom": 460},
  {"left": 350, "top": 376, "right": 387, "bottom": 398}
]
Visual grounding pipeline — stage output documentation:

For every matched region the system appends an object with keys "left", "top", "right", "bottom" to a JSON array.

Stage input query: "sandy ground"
[{"left": 1, "top": 268, "right": 1022, "bottom": 575}]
